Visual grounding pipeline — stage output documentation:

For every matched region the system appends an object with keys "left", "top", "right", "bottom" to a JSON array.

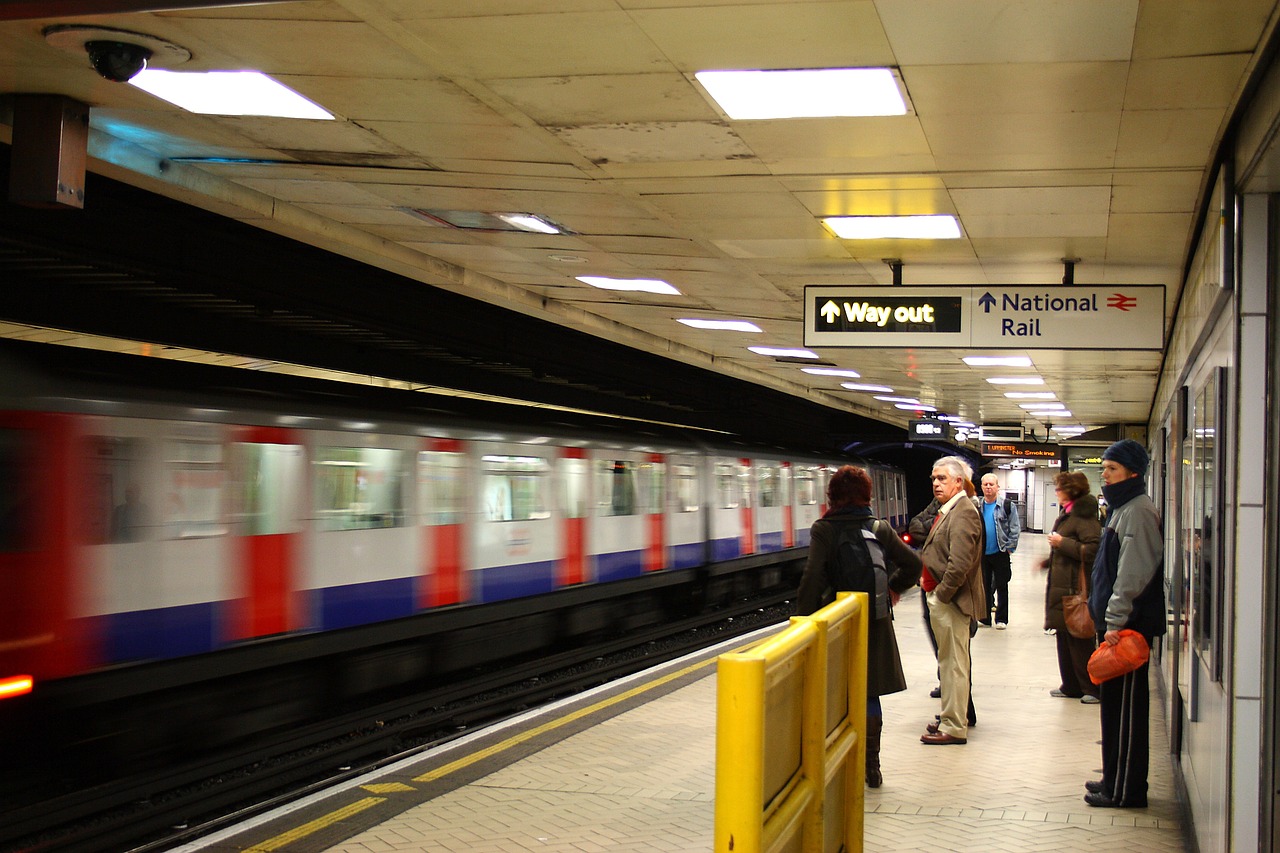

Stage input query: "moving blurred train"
[{"left": 0, "top": 339, "right": 906, "bottom": 802}]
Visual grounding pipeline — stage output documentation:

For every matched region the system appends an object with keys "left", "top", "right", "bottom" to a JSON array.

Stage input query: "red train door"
[
  {"left": 645, "top": 453, "right": 666, "bottom": 571},
  {"left": 0, "top": 411, "right": 89, "bottom": 685},
  {"left": 229, "top": 426, "right": 303, "bottom": 639},
  {"left": 421, "top": 438, "right": 466, "bottom": 607},
  {"left": 558, "top": 447, "right": 588, "bottom": 585},
  {"left": 739, "top": 457, "right": 755, "bottom": 555},
  {"left": 782, "top": 461, "right": 795, "bottom": 548}
]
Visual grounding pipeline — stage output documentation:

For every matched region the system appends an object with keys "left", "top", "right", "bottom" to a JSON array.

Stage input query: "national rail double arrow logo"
[{"left": 1107, "top": 293, "right": 1139, "bottom": 311}]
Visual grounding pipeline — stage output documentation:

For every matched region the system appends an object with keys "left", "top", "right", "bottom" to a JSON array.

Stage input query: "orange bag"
[{"left": 1087, "top": 629, "right": 1149, "bottom": 685}]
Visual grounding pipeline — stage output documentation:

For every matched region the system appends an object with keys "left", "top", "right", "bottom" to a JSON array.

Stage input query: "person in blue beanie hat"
[{"left": 1083, "top": 438, "right": 1164, "bottom": 809}]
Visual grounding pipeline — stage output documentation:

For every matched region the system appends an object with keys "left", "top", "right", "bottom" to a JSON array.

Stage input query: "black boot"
[{"left": 865, "top": 715, "right": 883, "bottom": 788}]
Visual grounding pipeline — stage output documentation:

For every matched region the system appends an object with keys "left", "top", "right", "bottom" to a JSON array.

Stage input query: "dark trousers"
[
  {"left": 920, "top": 591, "right": 977, "bottom": 725},
  {"left": 1099, "top": 658, "right": 1150, "bottom": 806},
  {"left": 1055, "top": 631, "right": 1098, "bottom": 698},
  {"left": 981, "top": 550, "right": 1012, "bottom": 623}
]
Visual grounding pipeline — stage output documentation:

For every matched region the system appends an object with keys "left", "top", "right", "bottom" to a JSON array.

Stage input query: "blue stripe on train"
[
  {"left": 595, "top": 549, "right": 643, "bottom": 582},
  {"left": 757, "top": 531, "right": 784, "bottom": 552},
  {"left": 317, "top": 576, "right": 416, "bottom": 630},
  {"left": 711, "top": 536, "right": 741, "bottom": 561},
  {"left": 671, "top": 541, "right": 704, "bottom": 569},
  {"left": 99, "top": 601, "right": 219, "bottom": 663},
  {"left": 795, "top": 527, "right": 811, "bottom": 546},
  {"left": 473, "top": 560, "right": 558, "bottom": 603}
]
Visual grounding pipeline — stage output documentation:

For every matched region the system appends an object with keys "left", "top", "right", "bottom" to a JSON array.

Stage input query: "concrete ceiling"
[{"left": 1, "top": 0, "right": 1277, "bottom": 438}]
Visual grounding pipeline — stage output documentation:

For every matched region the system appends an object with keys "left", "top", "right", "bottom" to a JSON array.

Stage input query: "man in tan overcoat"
[{"left": 918, "top": 456, "right": 985, "bottom": 744}]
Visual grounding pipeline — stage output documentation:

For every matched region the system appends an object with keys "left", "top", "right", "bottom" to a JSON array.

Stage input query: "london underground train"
[{"left": 0, "top": 339, "right": 906, "bottom": 795}]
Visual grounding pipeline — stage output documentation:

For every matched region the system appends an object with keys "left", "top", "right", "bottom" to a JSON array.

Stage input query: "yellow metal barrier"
[{"left": 714, "top": 592, "right": 868, "bottom": 853}]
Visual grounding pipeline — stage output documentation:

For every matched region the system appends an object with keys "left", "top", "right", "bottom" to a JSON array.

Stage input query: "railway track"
[{"left": 3, "top": 588, "right": 795, "bottom": 853}]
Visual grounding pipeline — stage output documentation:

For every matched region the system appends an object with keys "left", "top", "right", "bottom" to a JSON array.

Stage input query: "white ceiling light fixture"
[
  {"left": 964, "top": 356, "right": 1033, "bottom": 367},
  {"left": 823, "top": 215, "right": 960, "bottom": 240},
  {"left": 1027, "top": 410, "right": 1071, "bottom": 417},
  {"left": 875, "top": 395, "right": 921, "bottom": 404},
  {"left": 1018, "top": 401, "right": 1065, "bottom": 409},
  {"left": 1005, "top": 391, "right": 1057, "bottom": 400},
  {"left": 802, "top": 367, "right": 861, "bottom": 378},
  {"left": 496, "top": 213, "right": 563, "bottom": 234},
  {"left": 985, "top": 376, "right": 1046, "bottom": 385},
  {"left": 841, "top": 382, "right": 895, "bottom": 393},
  {"left": 577, "top": 276, "right": 681, "bottom": 295},
  {"left": 130, "top": 69, "right": 333, "bottom": 119},
  {"left": 695, "top": 67, "right": 909, "bottom": 120},
  {"left": 749, "top": 346, "right": 820, "bottom": 359},
  {"left": 896, "top": 403, "right": 937, "bottom": 411},
  {"left": 1053, "top": 426, "right": 1088, "bottom": 434},
  {"left": 678, "top": 318, "right": 763, "bottom": 333}
]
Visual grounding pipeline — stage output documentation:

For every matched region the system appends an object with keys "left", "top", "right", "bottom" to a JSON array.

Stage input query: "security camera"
[{"left": 85, "top": 40, "right": 152, "bottom": 82}]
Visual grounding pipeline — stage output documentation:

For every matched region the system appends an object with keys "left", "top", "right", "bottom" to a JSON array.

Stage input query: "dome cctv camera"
[{"left": 85, "top": 40, "right": 152, "bottom": 82}]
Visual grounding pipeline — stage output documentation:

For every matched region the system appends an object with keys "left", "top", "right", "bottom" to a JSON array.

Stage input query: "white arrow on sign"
[{"left": 820, "top": 300, "right": 841, "bottom": 323}]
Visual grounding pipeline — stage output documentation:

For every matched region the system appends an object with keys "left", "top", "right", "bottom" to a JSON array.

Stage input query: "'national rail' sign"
[{"left": 803, "top": 285, "right": 1164, "bottom": 350}]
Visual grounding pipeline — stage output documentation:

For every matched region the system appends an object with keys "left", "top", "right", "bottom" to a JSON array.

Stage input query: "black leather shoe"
[
  {"left": 929, "top": 686, "right": 941, "bottom": 698},
  {"left": 1085, "top": 780, "right": 1105, "bottom": 794},
  {"left": 1085, "top": 792, "right": 1147, "bottom": 808},
  {"left": 926, "top": 721, "right": 939, "bottom": 734}
]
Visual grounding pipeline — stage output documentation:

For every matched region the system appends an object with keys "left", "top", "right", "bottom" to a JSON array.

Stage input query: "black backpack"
[{"left": 831, "top": 519, "right": 890, "bottom": 619}]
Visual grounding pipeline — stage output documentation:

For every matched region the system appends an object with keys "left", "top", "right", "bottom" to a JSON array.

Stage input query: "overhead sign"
[
  {"left": 908, "top": 419, "right": 952, "bottom": 441},
  {"left": 980, "top": 424, "right": 1024, "bottom": 441},
  {"left": 982, "top": 442, "right": 1060, "bottom": 459},
  {"left": 803, "top": 285, "right": 1164, "bottom": 349}
]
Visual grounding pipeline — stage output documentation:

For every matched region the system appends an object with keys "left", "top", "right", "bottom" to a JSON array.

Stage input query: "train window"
[
  {"left": 419, "top": 450, "right": 465, "bottom": 525},
  {"left": 759, "top": 464, "right": 780, "bottom": 508},
  {"left": 0, "top": 429, "right": 30, "bottom": 552},
  {"left": 638, "top": 460, "right": 665, "bottom": 514},
  {"left": 597, "top": 459, "right": 637, "bottom": 517},
  {"left": 166, "top": 440, "right": 228, "bottom": 538},
  {"left": 91, "top": 436, "right": 152, "bottom": 544},
  {"left": 483, "top": 455, "right": 550, "bottom": 522},
  {"left": 738, "top": 462, "right": 753, "bottom": 508},
  {"left": 795, "top": 468, "right": 818, "bottom": 506},
  {"left": 714, "top": 462, "right": 739, "bottom": 509},
  {"left": 674, "top": 464, "right": 700, "bottom": 512},
  {"left": 234, "top": 442, "right": 303, "bottom": 536},
  {"left": 314, "top": 447, "right": 406, "bottom": 532},
  {"left": 561, "top": 456, "right": 590, "bottom": 519}
]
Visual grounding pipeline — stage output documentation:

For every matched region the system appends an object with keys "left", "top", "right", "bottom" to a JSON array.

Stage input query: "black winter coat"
[{"left": 796, "top": 505, "right": 923, "bottom": 697}]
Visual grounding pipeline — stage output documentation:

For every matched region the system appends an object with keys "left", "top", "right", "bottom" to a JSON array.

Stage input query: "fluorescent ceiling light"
[
  {"left": 130, "top": 69, "right": 333, "bottom": 118},
  {"left": 1005, "top": 392, "right": 1057, "bottom": 400},
  {"left": 841, "top": 383, "right": 894, "bottom": 393},
  {"left": 1053, "top": 426, "right": 1087, "bottom": 433},
  {"left": 1027, "top": 410, "right": 1071, "bottom": 418},
  {"left": 986, "top": 376, "right": 1045, "bottom": 385},
  {"left": 678, "top": 318, "right": 763, "bottom": 333},
  {"left": 497, "top": 213, "right": 563, "bottom": 235},
  {"left": 1019, "top": 401, "right": 1065, "bottom": 409},
  {"left": 577, "top": 276, "right": 680, "bottom": 295},
  {"left": 896, "top": 403, "right": 937, "bottom": 412},
  {"left": 964, "top": 356, "right": 1033, "bottom": 367},
  {"left": 802, "top": 367, "right": 861, "bottom": 378},
  {"left": 750, "top": 346, "right": 819, "bottom": 359},
  {"left": 695, "top": 67, "right": 907, "bottom": 120},
  {"left": 875, "top": 395, "right": 920, "bottom": 404},
  {"left": 823, "top": 214, "right": 960, "bottom": 240}
]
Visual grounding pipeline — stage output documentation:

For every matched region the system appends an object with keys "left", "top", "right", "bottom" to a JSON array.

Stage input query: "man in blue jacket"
[
  {"left": 1085, "top": 439, "right": 1165, "bottom": 809},
  {"left": 978, "top": 473, "right": 1019, "bottom": 628}
]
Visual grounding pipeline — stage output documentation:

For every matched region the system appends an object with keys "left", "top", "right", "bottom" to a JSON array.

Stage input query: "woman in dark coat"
[
  {"left": 1043, "top": 470, "right": 1103, "bottom": 702},
  {"left": 796, "top": 465, "right": 922, "bottom": 788}
]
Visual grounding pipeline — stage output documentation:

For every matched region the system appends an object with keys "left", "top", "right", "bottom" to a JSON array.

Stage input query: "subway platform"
[{"left": 176, "top": 532, "right": 1187, "bottom": 853}]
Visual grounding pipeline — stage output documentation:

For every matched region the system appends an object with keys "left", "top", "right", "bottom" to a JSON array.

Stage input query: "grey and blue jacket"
[
  {"left": 1089, "top": 476, "right": 1165, "bottom": 638},
  {"left": 982, "top": 497, "right": 1020, "bottom": 553}
]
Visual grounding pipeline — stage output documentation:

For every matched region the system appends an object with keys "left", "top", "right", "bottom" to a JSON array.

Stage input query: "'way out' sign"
[{"left": 803, "top": 285, "right": 1164, "bottom": 350}]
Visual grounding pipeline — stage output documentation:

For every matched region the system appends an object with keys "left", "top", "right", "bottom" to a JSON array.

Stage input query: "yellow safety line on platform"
[
  {"left": 240, "top": 637, "right": 769, "bottom": 851},
  {"left": 244, "top": 797, "right": 385, "bottom": 852},
  {"left": 413, "top": 653, "right": 722, "bottom": 782}
]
